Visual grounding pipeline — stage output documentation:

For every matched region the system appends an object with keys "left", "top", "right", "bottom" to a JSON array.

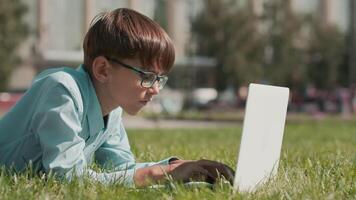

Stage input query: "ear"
[{"left": 92, "top": 56, "right": 110, "bottom": 83}]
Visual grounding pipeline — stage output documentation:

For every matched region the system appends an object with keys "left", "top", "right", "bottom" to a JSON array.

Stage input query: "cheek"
[{"left": 109, "top": 73, "right": 144, "bottom": 99}]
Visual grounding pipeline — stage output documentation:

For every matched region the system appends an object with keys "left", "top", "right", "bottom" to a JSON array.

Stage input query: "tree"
[
  {"left": 190, "top": 0, "right": 265, "bottom": 91},
  {"left": 261, "top": 0, "right": 306, "bottom": 89},
  {"left": 191, "top": 0, "right": 347, "bottom": 91},
  {"left": 0, "top": 0, "right": 28, "bottom": 90},
  {"left": 306, "top": 21, "right": 346, "bottom": 89}
]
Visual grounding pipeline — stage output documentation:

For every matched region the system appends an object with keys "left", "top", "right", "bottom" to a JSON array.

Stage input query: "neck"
[{"left": 92, "top": 80, "right": 115, "bottom": 116}]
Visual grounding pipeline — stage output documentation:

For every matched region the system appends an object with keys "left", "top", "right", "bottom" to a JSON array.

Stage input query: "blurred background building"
[
  {"left": 6, "top": 0, "right": 352, "bottom": 89},
  {"left": 9, "top": 0, "right": 189, "bottom": 89}
]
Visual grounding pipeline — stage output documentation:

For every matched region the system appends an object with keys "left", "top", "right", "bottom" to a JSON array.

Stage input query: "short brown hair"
[{"left": 83, "top": 8, "right": 175, "bottom": 74}]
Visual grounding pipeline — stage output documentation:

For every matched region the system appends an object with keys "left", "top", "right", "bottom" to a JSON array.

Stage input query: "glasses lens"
[
  {"left": 141, "top": 73, "right": 157, "bottom": 88},
  {"left": 158, "top": 76, "right": 168, "bottom": 89}
]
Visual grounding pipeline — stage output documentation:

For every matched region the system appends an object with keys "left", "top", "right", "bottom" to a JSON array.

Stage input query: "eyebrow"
[
  {"left": 132, "top": 62, "right": 165, "bottom": 76},
  {"left": 141, "top": 65, "right": 164, "bottom": 75},
  {"left": 136, "top": 66, "right": 163, "bottom": 76}
]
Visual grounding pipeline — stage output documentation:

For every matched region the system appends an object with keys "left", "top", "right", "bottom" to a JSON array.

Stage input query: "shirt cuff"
[
  {"left": 120, "top": 168, "right": 136, "bottom": 188},
  {"left": 86, "top": 168, "right": 137, "bottom": 188}
]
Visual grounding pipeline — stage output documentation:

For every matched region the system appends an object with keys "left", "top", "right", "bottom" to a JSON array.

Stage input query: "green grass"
[{"left": 0, "top": 120, "right": 355, "bottom": 199}]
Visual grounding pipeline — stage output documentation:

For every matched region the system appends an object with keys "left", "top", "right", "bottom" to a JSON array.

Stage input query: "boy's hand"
[{"left": 134, "top": 159, "right": 235, "bottom": 187}]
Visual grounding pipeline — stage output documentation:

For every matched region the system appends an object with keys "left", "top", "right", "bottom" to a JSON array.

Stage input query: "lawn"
[{"left": 0, "top": 120, "right": 355, "bottom": 199}]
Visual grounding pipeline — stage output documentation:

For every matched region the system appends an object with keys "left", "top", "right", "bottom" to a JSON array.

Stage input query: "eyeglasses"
[{"left": 106, "top": 57, "right": 168, "bottom": 90}]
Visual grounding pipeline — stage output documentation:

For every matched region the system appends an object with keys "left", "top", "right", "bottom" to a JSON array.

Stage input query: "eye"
[{"left": 141, "top": 73, "right": 156, "bottom": 82}]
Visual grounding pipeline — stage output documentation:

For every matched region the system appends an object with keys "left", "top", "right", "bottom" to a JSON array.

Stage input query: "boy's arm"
[
  {"left": 33, "top": 82, "right": 141, "bottom": 186},
  {"left": 93, "top": 115, "right": 235, "bottom": 187},
  {"left": 94, "top": 120, "right": 180, "bottom": 186},
  {"left": 95, "top": 120, "right": 177, "bottom": 170}
]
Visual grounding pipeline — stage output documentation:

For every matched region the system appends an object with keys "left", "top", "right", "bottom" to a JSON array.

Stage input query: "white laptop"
[{"left": 233, "top": 83, "right": 289, "bottom": 192}]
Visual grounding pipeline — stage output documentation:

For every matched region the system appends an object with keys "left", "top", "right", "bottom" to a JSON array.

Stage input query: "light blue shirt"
[{"left": 0, "top": 65, "right": 175, "bottom": 186}]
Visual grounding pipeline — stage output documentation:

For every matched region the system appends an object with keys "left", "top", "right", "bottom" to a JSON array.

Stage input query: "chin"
[{"left": 124, "top": 108, "right": 141, "bottom": 116}]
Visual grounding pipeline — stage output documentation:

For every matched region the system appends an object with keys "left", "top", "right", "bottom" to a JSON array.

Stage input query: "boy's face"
[{"left": 103, "top": 57, "right": 162, "bottom": 115}]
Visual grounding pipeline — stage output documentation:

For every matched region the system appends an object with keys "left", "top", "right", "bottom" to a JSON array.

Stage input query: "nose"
[{"left": 148, "top": 81, "right": 160, "bottom": 95}]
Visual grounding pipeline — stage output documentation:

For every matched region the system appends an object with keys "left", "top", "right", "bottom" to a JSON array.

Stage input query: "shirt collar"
[{"left": 77, "top": 65, "right": 105, "bottom": 136}]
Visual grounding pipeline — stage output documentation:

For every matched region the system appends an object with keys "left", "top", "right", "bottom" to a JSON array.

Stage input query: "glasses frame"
[{"left": 106, "top": 57, "right": 168, "bottom": 90}]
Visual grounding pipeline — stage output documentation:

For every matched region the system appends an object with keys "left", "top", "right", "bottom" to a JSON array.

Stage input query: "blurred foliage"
[
  {"left": 191, "top": 0, "right": 347, "bottom": 91},
  {"left": 306, "top": 22, "right": 346, "bottom": 89},
  {"left": 0, "top": 0, "right": 28, "bottom": 91},
  {"left": 191, "top": 0, "right": 265, "bottom": 90},
  {"left": 262, "top": 0, "right": 306, "bottom": 89},
  {"left": 153, "top": 0, "right": 168, "bottom": 31}
]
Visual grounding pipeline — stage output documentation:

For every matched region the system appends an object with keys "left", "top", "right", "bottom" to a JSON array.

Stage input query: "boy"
[{"left": 0, "top": 8, "right": 234, "bottom": 187}]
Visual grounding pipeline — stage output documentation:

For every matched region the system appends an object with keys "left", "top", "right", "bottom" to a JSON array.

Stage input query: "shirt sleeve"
[
  {"left": 32, "top": 80, "right": 138, "bottom": 186},
  {"left": 94, "top": 119, "right": 178, "bottom": 179}
]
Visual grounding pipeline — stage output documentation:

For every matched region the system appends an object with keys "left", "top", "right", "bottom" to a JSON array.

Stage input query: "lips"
[
  {"left": 139, "top": 99, "right": 151, "bottom": 105},
  {"left": 140, "top": 101, "right": 148, "bottom": 105}
]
